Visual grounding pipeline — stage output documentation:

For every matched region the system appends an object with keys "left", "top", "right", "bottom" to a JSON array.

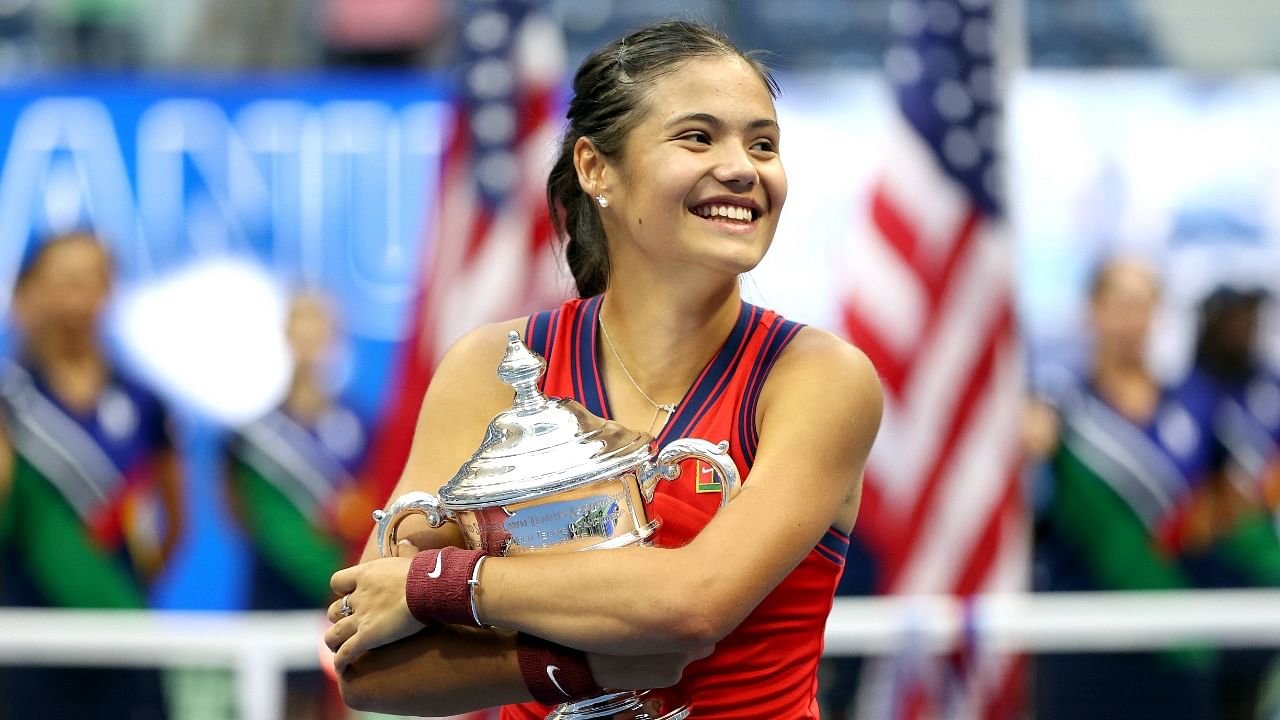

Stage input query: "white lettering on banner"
[
  {"left": 0, "top": 98, "right": 137, "bottom": 315},
  {"left": 0, "top": 95, "right": 448, "bottom": 341}
]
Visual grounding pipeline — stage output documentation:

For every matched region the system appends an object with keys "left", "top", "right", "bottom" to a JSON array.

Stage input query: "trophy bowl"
[{"left": 373, "top": 332, "right": 739, "bottom": 720}]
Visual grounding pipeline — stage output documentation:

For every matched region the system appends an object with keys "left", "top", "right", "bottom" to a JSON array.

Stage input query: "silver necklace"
[{"left": 598, "top": 311, "right": 677, "bottom": 433}]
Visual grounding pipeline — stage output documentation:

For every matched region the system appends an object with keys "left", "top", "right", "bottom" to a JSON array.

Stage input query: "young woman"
[{"left": 323, "top": 21, "right": 882, "bottom": 718}]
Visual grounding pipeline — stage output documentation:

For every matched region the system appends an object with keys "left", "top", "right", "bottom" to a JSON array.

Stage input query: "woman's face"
[
  {"left": 1090, "top": 262, "right": 1158, "bottom": 366},
  {"left": 599, "top": 55, "right": 787, "bottom": 278},
  {"left": 286, "top": 294, "right": 336, "bottom": 367},
  {"left": 15, "top": 238, "right": 111, "bottom": 341}
]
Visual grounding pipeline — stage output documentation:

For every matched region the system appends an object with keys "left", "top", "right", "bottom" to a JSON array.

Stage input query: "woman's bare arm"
[
  {"left": 340, "top": 624, "right": 709, "bottom": 716},
  {"left": 340, "top": 626, "right": 527, "bottom": 715}
]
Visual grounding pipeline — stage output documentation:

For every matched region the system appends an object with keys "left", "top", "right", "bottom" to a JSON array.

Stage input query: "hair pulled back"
[
  {"left": 546, "top": 21, "right": 779, "bottom": 298},
  {"left": 15, "top": 232, "right": 113, "bottom": 290}
]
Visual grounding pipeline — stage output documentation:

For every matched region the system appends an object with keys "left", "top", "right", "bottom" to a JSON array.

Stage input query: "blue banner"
[{"left": 0, "top": 73, "right": 453, "bottom": 608}]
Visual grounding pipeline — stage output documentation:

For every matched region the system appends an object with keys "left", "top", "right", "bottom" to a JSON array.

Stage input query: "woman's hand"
[{"left": 325, "top": 556, "right": 422, "bottom": 672}]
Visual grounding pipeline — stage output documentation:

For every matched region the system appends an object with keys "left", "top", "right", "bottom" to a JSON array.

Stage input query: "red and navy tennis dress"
[{"left": 501, "top": 296, "right": 850, "bottom": 719}]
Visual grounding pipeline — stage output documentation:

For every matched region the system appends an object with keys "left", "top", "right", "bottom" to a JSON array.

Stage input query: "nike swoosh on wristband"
[
  {"left": 427, "top": 552, "right": 443, "bottom": 579},
  {"left": 546, "top": 665, "right": 570, "bottom": 697}
]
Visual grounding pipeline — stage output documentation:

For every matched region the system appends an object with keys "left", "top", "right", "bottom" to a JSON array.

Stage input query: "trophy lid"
[{"left": 438, "top": 331, "right": 654, "bottom": 510}]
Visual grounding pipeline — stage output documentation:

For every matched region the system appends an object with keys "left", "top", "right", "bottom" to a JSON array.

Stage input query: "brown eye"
[{"left": 680, "top": 131, "right": 711, "bottom": 144}]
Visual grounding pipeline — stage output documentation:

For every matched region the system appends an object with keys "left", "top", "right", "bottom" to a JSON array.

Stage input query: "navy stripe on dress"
[
  {"left": 658, "top": 302, "right": 758, "bottom": 445},
  {"left": 526, "top": 309, "right": 555, "bottom": 358},
  {"left": 584, "top": 297, "right": 613, "bottom": 419},
  {"left": 815, "top": 527, "right": 850, "bottom": 567},
  {"left": 736, "top": 318, "right": 785, "bottom": 465},
  {"left": 525, "top": 308, "right": 559, "bottom": 392},
  {"left": 574, "top": 295, "right": 609, "bottom": 418},
  {"left": 739, "top": 318, "right": 804, "bottom": 466},
  {"left": 568, "top": 299, "right": 586, "bottom": 408}
]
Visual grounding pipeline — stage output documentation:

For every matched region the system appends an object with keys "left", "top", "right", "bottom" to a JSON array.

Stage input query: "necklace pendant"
[{"left": 658, "top": 403, "right": 678, "bottom": 415}]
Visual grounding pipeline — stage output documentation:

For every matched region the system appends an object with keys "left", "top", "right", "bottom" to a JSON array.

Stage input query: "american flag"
[
  {"left": 361, "top": 0, "right": 569, "bottom": 502},
  {"left": 842, "top": 0, "right": 1026, "bottom": 716}
]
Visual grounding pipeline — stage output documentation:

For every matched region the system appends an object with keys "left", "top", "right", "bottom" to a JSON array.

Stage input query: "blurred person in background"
[
  {"left": 1025, "top": 257, "right": 1218, "bottom": 720},
  {"left": 1184, "top": 286, "right": 1280, "bottom": 538},
  {"left": 0, "top": 232, "right": 183, "bottom": 720},
  {"left": 320, "top": 0, "right": 450, "bottom": 68},
  {"left": 1178, "top": 285, "right": 1280, "bottom": 720},
  {"left": 223, "top": 291, "right": 373, "bottom": 720},
  {"left": 47, "top": 0, "right": 139, "bottom": 67}
]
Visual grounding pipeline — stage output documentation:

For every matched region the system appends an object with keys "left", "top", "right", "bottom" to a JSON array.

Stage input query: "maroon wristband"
[
  {"left": 405, "top": 547, "right": 487, "bottom": 627},
  {"left": 516, "top": 632, "right": 603, "bottom": 705}
]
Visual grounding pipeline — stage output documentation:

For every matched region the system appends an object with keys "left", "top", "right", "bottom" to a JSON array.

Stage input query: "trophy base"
[{"left": 547, "top": 690, "right": 688, "bottom": 720}]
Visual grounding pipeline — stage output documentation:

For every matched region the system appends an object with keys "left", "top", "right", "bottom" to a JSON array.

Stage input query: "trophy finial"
[{"left": 498, "top": 331, "right": 548, "bottom": 411}]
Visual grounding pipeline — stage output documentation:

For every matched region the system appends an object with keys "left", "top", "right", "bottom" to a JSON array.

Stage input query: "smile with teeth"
[{"left": 692, "top": 203, "right": 758, "bottom": 223}]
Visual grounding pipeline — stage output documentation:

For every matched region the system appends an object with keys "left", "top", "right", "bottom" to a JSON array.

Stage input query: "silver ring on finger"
[{"left": 340, "top": 594, "right": 353, "bottom": 618}]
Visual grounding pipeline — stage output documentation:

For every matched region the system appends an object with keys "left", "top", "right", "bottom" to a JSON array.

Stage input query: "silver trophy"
[{"left": 373, "top": 331, "right": 739, "bottom": 720}]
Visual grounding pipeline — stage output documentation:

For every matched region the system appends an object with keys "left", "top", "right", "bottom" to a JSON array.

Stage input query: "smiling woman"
[
  {"left": 580, "top": 53, "right": 787, "bottom": 290},
  {"left": 322, "top": 20, "right": 882, "bottom": 719}
]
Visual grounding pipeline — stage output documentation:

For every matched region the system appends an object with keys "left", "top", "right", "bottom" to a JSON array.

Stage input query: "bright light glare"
[{"left": 115, "top": 257, "right": 289, "bottom": 425}]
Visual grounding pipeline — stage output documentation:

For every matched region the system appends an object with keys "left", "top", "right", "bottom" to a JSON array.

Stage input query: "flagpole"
[
  {"left": 995, "top": 0, "right": 1035, "bottom": 395},
  {"left": 996, "top": 0, "right": 1028, "bottom": 74},
  {"left": 994, "top": 0, "right": 1026, "bottom": 214}
]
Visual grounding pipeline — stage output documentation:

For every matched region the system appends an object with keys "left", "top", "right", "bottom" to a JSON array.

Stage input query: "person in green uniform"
[
  {"left": 0, "top": 232, "right": 184, "bottom": 720},
  {"left": 223, "top": 291, "right": 372, "bottom": 719},
  {"left": 1028, "top": 258, "right": 1217, "bottom": 719}
]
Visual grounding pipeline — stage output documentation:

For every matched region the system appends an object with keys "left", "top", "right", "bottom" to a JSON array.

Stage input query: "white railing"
[
  {"left": 3, "top": 590, "right": 1280, "bottom": 720},
  {"left": 0, "top": 609, "right": 324, "bottom": 720},
  {"left": 822, "top": 589, "right": 1280, "bottom": 655}
]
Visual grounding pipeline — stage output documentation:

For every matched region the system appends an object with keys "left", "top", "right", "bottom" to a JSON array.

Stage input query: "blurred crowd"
[
  {"left": 0, "top": 0, "right": 1194, "bottom": 74},
  {"left": 0, "top": 233, "right": 372, "bottom": 718},
  {"left": 1022, "top": 259, "right": 1280, "bottom": 720}
]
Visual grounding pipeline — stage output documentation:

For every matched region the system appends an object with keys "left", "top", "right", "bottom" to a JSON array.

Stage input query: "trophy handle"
[
  {"left": 371, "top": 491, "right": 449, "bottom": 558},
  {"left": 640, "top": 439, "right": 740, "bottom": 509}
]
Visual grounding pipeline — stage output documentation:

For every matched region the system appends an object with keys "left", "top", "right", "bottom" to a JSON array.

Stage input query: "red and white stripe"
[
  {"left": 844, "top": 118, "right": 1027, "bottom": 720},
  {"left": 360, "top": 13, "right": 568, "bottom": 501},
  {"left": 424, "top": 102, "right": 566, "bottom": 363}
]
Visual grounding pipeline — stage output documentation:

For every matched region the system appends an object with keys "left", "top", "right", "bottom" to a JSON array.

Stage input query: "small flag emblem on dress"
[{"left": 694, "top": 460, "right": 722, "bottom": 494}]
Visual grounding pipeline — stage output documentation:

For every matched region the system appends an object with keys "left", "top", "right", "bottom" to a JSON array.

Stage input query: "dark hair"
[
  {"left": 1086, "top": 256, "right": 1158, "bottom": 302},
  {"left": 546, "top": 21, "right": 779, "bottom": 298},
  {"left": 15, "top": 232, "right": 114, "bottom": 290},
  {"left": 1192, "top": 286, "right": 1267, "bottom": 385}
]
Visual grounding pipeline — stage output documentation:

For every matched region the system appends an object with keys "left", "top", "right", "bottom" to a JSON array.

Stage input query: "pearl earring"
[{"left": 595, "top": 194, "right": 609, "bottom": 208}]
